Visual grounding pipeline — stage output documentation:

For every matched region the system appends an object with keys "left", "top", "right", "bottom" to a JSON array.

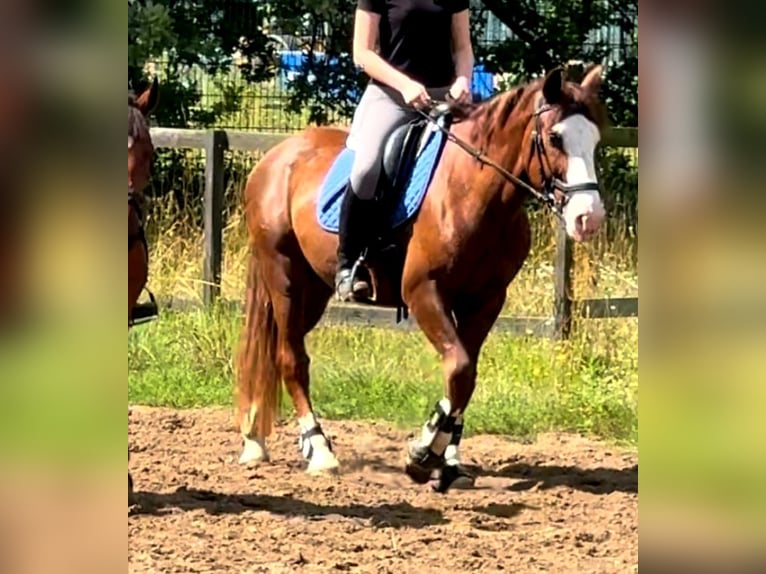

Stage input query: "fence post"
[
  {"left": 553, "top": 224, "right": 573, "bottom": 339},
  {"left": 203, "top": 130, "right": 226, "bottom": 306}
]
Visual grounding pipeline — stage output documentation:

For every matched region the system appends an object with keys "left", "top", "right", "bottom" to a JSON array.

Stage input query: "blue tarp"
[{"left": 277, "top": 51, "right": 496, "bottom": 102}]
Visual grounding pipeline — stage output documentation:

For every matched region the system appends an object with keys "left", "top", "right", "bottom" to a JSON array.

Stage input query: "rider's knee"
[{"left": 349, "top": 155, "right": 382, "bottom": 200}]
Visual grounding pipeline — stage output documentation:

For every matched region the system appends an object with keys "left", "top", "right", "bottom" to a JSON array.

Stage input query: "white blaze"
[{"left": 553, "top": 114, "right": 606, "bottom": 241}]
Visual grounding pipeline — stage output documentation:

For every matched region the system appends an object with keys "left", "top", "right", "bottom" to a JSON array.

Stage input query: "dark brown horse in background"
[
  {"left": 236, "top": 66, "right": 608, "bottom": 491},
  {"left": 128, "top": 78, "right": 158, "bottom": 326},
  {"left": 129, "top": 78, "right": 158, "bottom": 500}
]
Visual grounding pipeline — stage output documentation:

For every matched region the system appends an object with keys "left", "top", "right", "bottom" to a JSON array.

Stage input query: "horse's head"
[
  {"left": 128, "top": 78, "right": 158, "bottom": 194},
  {"left": 522, "top": 66, "right": 608, "bottom": 242}
]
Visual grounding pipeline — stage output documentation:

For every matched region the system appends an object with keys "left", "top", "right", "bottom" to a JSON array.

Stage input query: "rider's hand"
[
  {"left": 400, "top": 79, "right": 430, "bottom": 108},
  {"left": 448, "top": 76, "right": 472, "bottom": 105}
]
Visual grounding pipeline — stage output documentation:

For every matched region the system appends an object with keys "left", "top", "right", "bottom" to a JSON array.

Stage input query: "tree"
[
  {"left": 128, "top": 0, "right": 276, "bottom": 127},
  {"left": 263, "top": 0, "right": 364, "bottom": 125},
  {"left": 265, "top": 0, "right": 637, "bottom": 127},
  {"left": 129, "top": 0, "right": 637, "bottom": 128},
  {"left": 471, "top": 0, "right": 637, "bottom": 126}
]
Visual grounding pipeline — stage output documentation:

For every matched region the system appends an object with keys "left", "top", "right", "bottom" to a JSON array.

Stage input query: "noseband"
[{"left": 416, "top": 98, "right": 599, "bottom": 220}]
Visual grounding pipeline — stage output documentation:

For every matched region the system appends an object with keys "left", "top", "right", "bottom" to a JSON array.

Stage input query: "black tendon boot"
[
  {"left": 335, "top": 184, "right": 375, "bottom": 301},
  {"left": 405, "top": 398, "right": 454, "bottom": 484},
  {"left": 432, "top": 416, "right": 476, "bottom": 493}
]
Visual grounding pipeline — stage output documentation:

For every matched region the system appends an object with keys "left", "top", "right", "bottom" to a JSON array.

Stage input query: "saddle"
[
  {"left": 315, "top": 102, "right": 455, "bottom": 310},
  {"left": 378, "top": 103, "right": 454, "bottom": 203},
  {"left": 353, "top": 104, "right": 453, "bottom": 313}
]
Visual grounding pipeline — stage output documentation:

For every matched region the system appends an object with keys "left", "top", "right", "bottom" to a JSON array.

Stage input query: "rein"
[{"left": 415, "top": 98, "right": 599, "bottom": 220}]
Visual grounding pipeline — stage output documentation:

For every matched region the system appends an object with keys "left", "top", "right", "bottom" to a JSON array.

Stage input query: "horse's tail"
[{"left": 235, "top": 250, "right": 281, "bottom": 440}]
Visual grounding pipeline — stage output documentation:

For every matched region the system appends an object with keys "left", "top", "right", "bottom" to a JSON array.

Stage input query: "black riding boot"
[{"left": 336, "top": 185, "right": 375, "bottom": 301}]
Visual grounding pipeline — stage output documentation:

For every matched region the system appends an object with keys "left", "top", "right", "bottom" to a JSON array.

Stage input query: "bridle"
[
  {"left": 415, "top": 96, "right": 600, "bottom": 220},
  {"left": 530, "top": 102, "right": 601, "bottom": 213}
]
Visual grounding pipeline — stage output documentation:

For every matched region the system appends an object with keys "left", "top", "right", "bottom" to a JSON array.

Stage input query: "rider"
[{"left": 335, "top": 0, "right": 475, "bottom": 301}]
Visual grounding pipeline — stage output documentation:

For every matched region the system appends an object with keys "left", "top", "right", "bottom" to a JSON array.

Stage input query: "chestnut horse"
[
  {"left": 128, "top": 78, "right": 158, "bottom": 499},
  {"left": 237, "top": 66, "right": 608, "bottom": 492}
]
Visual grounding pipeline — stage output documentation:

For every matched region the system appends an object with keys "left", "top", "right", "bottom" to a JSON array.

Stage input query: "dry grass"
[{"left": 141, "top": 191, "right": 638, "bottom": 318}]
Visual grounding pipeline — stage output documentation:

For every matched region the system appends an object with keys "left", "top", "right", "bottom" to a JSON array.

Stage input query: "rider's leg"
[{"left": 335, "top": 84, "right": 416, "bottom": 301}]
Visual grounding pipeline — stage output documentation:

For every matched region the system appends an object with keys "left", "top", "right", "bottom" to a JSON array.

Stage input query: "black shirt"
[{"left": 357, "top": 0, "right": 470, "bottom": 88}]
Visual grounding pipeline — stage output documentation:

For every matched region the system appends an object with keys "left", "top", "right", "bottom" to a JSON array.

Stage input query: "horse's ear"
[
  {"left": 135, "top": 76, "right": 159, "bottom": 117},
  {"left": 542, "top": 67, "right": 565, "bottom": 105},
  {"left": 580, "top": 64, "right": 604, "bottom": 95}
]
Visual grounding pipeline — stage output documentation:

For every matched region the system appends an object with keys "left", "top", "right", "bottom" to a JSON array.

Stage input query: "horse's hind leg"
[
  {"left": 238, "top": 245, "right": 338, "bottom": 473},
  {"left": 274, "top": 265, "right": 339, "bottom": 474}
]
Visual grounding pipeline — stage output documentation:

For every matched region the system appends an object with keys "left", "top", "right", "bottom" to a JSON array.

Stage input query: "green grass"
[{"left": 128, "top": 306, "right": 638, "bottom": 445}]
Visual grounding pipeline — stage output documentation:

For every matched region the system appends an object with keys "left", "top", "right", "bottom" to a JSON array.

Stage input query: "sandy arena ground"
[{"left": 129, "top": 406, "right": 637, "bottom": 573}]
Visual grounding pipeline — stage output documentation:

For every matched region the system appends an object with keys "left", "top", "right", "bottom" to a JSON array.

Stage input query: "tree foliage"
[
  {"left": 128, "top": 0, "right": 275, "bottom": 126},
  {"left": 474, "top": 0, "right": 637, "bottom": 126},
  {"left": 128, "top": 0, "right": 637, "bottom": 127}
]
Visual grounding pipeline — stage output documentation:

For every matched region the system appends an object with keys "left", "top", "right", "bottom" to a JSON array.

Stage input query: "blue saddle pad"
[{"left": 316, "top": 129, "right": 445, "bottom": 233}]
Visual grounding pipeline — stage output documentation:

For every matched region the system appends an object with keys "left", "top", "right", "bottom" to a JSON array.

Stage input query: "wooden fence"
[{"left": 148, "top": 125, "right": 638, "bottom": 339}]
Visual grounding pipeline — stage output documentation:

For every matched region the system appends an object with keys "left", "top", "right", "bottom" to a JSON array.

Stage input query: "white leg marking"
[
  {"left": 444, "top": 444, "right": 461, "bottom": 466},
  {"left": 239, "top": 435, "right": 270, "bottom": 466},
  {"left": 444, "top": 415, "right": 474, "bottom": 489},
  {"left": 444, "top": 412, "right": 462, "bottom": 467},
  {"left": 306, "top": 442, "right": 340, "bottom": 474},
  {"left": 239, "top": 405, "right": 270, "bottom": 465}
]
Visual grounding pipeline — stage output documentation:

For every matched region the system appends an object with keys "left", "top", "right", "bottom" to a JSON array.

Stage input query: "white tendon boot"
[{"left": 298, "top": 412, "right": 339, "bottom": 474}]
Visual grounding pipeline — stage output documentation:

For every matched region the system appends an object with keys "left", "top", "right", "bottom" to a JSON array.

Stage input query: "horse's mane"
[
  {"left": 456, "top": 75, "right": 608, "bottom": 147},
  {"left": 459, "top": 79, "right": 541, "bottom": 147}
]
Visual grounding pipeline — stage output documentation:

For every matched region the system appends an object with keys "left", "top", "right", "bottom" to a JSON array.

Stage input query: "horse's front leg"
[
  {"left": 431, "top": 289, "right": 509, "bottom": 492},
  {"left": 403, "top": 278, "right": 478, "bottom": 491}
]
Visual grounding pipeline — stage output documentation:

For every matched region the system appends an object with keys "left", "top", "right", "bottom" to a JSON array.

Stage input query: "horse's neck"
[{"left": 451, "top": 107, "right": 531, "bottom": 205}]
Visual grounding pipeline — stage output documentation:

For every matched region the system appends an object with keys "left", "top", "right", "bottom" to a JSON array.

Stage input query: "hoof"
[
  {"left": 405, "top": 459, "right": 435, "bottom": 484},
  {"left": 405, "top": 441, "right": 444, "bottom": 485},
  {"left": 432, "top": 464, "right": 476, "bottom": 493},
  {"left": 307, "top": 448, "right": 340, "bottom": 475},
  {"left": 239, "top": 436, "right": 270, "bottom": 466}
]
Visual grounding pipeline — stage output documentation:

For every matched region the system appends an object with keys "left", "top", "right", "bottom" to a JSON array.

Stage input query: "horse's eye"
[{"left": 549, "top": 131, "right": 563, "bottom": 148}]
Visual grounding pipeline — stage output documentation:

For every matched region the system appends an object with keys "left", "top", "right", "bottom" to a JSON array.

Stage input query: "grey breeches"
[{"left": 345, "top": 83, "right": 449, "bottom": 200}]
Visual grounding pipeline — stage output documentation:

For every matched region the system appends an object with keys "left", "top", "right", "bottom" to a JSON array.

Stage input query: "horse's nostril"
[{"left": 576, "top": 212, "right": 604, "bottom": 234}]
